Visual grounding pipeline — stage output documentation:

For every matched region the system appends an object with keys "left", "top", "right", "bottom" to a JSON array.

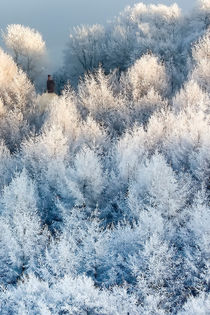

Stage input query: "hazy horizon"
[{"left": 0, "top": 0, "right": 198, "bottom": 71}]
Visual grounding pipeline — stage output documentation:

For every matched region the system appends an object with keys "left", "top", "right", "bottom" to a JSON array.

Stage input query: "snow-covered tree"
[
  {"left": 78, "top": 67, "right": 129, "bottom": 135},
  {"left": 64, "top": 24, "right": 106, "bottom": 85},
  {"left": 0, "top": 48, "right": 35, "bottom": 149},
  {"left": 2, "top": 24, "right": 47, "bottom": 83},
  {"left": 191, "top": 28, "right": 210, "bottom": 92},
  {"left": 0, "top": 170, "right": 47, "bottom": 285}
]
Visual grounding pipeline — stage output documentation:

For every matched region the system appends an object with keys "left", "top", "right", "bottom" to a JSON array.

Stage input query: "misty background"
[{"left": 0, "top": 0, "right": 197, "bottom": 71}]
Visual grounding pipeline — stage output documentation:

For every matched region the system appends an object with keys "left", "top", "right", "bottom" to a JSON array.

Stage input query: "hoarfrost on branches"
[{"left": 0, "top": 1, "right": 210, "bottom": 314}]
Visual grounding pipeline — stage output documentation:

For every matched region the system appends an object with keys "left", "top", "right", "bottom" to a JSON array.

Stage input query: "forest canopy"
[{"left": 0, "top": 1, "right": 210, "bottom": 314}]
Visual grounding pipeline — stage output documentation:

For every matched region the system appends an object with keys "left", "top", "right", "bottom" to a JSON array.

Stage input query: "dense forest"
[{"left": 0, "top": 1, "right": 209, "bottom": 314}]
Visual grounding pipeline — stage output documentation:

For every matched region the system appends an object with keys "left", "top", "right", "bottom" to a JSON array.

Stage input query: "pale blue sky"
[{"left": 0, "top": 0, "right": 198, "bottom": 70}]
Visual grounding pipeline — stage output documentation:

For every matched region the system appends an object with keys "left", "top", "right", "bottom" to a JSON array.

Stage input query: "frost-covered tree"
[
  {"left": 0, "top": 48, "right": 35, "bottom": 150},
  {"left": 2, "top": 24, "right": 46, "bottom": 83},
  {"left": 64, "top": 24, "right": 106, "bottom": 85},
  {"left": 191, "top": 28, "right": 210, "bottom": 92},
  {"left": 127, "top": 153, "right": 189, "bottom": 219},
  {"left": 0, "top": 48, "right": 34, "bottom": 110},
  {"left": 0, "top": 170, "right": 47, "bottom": 285},
  {"left": 121, "top": 54, "right": 168, "bottom": 100},
  {"left": 78, "top": 67, "right": 129, "bottom": 135}
]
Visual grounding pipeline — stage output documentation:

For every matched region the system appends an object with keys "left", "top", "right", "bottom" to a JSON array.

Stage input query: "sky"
[{"left": 0, "top": 0, "right": 198, "bottom": 71}]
